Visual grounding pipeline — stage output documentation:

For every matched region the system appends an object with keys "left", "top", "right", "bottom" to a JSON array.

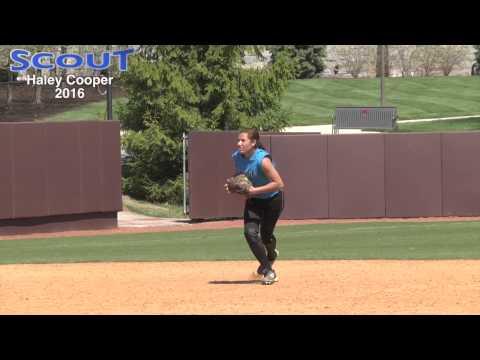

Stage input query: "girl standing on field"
[{"left": 225, "top": 129, "right": 285, "bottom": 285}]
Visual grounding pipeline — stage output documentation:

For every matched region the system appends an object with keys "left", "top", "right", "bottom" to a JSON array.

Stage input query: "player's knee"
[
  {"left": 244, "top": 226, "right": 260, "bottom": 243},
  {"left": 261, "top": 232, "right": 273, "bottom": 244}
]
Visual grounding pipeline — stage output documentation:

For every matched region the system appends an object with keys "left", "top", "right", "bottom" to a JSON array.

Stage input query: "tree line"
[{"left": 333, "top": 45, "right": 475, "bottom": 78}]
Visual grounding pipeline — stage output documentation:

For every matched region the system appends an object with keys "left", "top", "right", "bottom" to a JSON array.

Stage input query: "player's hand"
[{"left": 244, "top": 186, "right": 255, "bottom": 198}]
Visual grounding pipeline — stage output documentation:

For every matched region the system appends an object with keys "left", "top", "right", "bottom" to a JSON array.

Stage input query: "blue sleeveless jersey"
[{"left": 232, "top": 148, "right": 279, "bottom": 199}]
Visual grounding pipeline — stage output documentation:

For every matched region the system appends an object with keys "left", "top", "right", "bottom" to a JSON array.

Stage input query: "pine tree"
[
  {"left": 474, "top": 45, "right": 480, "bottom": 64},
  {"left": 119, "top": 45, "right": 295, "bottom": 204},
  {"left": 269, "top": 45, "right": 327, "bottom": 79}
]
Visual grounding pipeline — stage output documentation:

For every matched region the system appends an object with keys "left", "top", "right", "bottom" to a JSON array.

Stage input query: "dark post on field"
[{"left": 106, "top": 45, "right": 113, "bottom": 120}]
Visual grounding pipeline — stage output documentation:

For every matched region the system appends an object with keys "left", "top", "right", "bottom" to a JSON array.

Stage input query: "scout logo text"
[{"left": 9, "top": 48, "right": 135, "bottom": 72}]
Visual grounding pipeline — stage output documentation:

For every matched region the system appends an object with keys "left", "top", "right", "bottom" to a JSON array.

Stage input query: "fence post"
[
  {"left": 183, "top": 132, "right": 188, "bottom": 216},
  {"left": 106, "top": 45, "right": 113, "bottom": 120}
]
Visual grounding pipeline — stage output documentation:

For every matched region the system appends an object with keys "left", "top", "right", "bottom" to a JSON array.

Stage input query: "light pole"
[
  {"left": 106, "top": 45, "right": 113, "bottom": 120},
  {"left": 380, "top": 45, "right": 385, "bottom": 106}
]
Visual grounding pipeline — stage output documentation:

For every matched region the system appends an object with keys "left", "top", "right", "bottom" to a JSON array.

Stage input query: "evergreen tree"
[
  {"left": 119, "top": 45, "right": 295, "bottom": 204},
  {"left": 269, "top": 45, "right": 327, "bottom": 79},
  {"left": 472, "top": 45, "right": 480, "bottom": 75},
  {"left": 474, "top": 45, "right": 480, "bottom": 64}
]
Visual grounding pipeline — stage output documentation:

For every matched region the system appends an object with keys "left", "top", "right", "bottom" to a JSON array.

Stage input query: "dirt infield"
[
  {"left": 2, "top": 259, "right": 480, "bottom": 314},
  {"left": 2, "top": 216, "right": 480, "bottom": 314}
]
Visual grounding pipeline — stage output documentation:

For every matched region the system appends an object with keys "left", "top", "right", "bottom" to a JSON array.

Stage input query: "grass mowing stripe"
[
  {"left": 281, "top": 77, "right": 480, "bottom": 125},
  {"left": 397, "top": 118, "right": 480, "bottom": 132},
  {"left": 38, "top": 78, "right": 480, "bottom": 126},
  {"left": 2, "top": 221, "right": 480, "bottom": 264}
]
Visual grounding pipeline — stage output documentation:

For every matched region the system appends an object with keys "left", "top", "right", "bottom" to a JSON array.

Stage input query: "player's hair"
[{"left": 240, "top": 128, "right": 266, "bottom": 150}]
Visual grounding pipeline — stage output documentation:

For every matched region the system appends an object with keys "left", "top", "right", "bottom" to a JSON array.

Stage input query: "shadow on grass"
[{"left": 209, "top": 280, "right": 262, "bottom": 285}]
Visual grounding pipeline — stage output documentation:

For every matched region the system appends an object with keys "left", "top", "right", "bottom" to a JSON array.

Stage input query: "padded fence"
[
  {"left": 442, "top": 133, "right": 480, "bottom": 216},
  {"left": 0, "top": 121, "right": 122, "bottom": 235},
  {"left": 271, "top": 134, "right": 329, "bottom": 219},
  {"left": 188, "top": 131, "right": 480, "bottom": 220},
  {"left": 327, "top": 134, "right": 385, "bottom": 219}
]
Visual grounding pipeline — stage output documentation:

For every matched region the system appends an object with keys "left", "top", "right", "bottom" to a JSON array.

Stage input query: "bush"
[{"left": 146, "top": 176, "right": 184, "bottom": 204}]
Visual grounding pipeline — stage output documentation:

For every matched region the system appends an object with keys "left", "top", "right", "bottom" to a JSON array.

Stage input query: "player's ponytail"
[
  {"left": 257, "top": 141, "right": 266, "bottom": 150},
  {"left": 241, "top": 128, "right": 266, "bottom": 150}
]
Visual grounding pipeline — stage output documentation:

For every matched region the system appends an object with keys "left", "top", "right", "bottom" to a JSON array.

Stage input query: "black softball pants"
[{"left": 243, "top": 191, "right": 284, "bottom": 272}]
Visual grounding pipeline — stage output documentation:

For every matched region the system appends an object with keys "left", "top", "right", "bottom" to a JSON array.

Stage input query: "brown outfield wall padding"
[
  {"left": 442, "top": 132, "right": 480, "bottom": 216},
  {"left": 188, "top": 131, "right": 245, "bottom": 219},
  {"left": 188, "top": 131, "right": 480, "bottom": 220},
  {"left": 101, "top": 121, "right": 123, "bottom": 212},
  {"left": 78, "top": 122, "right": 104, "bottom": 213},
  {"left": 0, "top": 124, "right": 13, "bottom": 219},
  {"left": 44, "top": 122, "right": 83, "bottom": 216},
  {"left": 327, "top": 134, "right": 386, "bottom": 219},
  {"left": 12, "top": 123, "right": 49, "bottom": 218},
  {"left": 385, "top": 133, "right": 442, "bottom": 217},
  {"left": 270, "top": 134, "right": 328, "bottom": 219},
  {"left": 0, "top": 212, "right": 117, "bottom": 236},
  {"left": 0, "top": 121, "right": 121, "bottom": 235},
  {"left": 188, "top": 131, "right": 276, "bottom": 219}
]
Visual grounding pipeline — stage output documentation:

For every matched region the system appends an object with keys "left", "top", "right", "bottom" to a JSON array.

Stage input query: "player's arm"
[{"left": 248, "top": 157, "right": 284, "bottom": 196}]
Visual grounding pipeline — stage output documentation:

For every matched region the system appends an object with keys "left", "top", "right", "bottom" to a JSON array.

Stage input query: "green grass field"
[
  {"left": 396, "top": 118, "right": 480, "bottom": 132},
  {"left": 122, "top": 195, "right": 186, "bottom": 218},
  {"left": 37, "top": 76, "right": 480, "bottom": 127},
  {"left": 281, "top": 76, "right": 480, "bottom": 125},
  {"left": 2, "top": 221, "right": 480, "bottom": 265},
  {"left": 39, "top": 97, "right": 127, "bottom": 122}
]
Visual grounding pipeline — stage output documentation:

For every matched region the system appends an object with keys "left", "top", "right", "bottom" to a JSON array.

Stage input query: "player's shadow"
[{"left": 209, "top": 280, "right": 262, "bottom": 285}]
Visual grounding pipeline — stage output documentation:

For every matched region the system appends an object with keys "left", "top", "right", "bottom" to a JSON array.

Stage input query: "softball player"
[{"left": 225, "top": 128, "right": 285, "bottom": 285}]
